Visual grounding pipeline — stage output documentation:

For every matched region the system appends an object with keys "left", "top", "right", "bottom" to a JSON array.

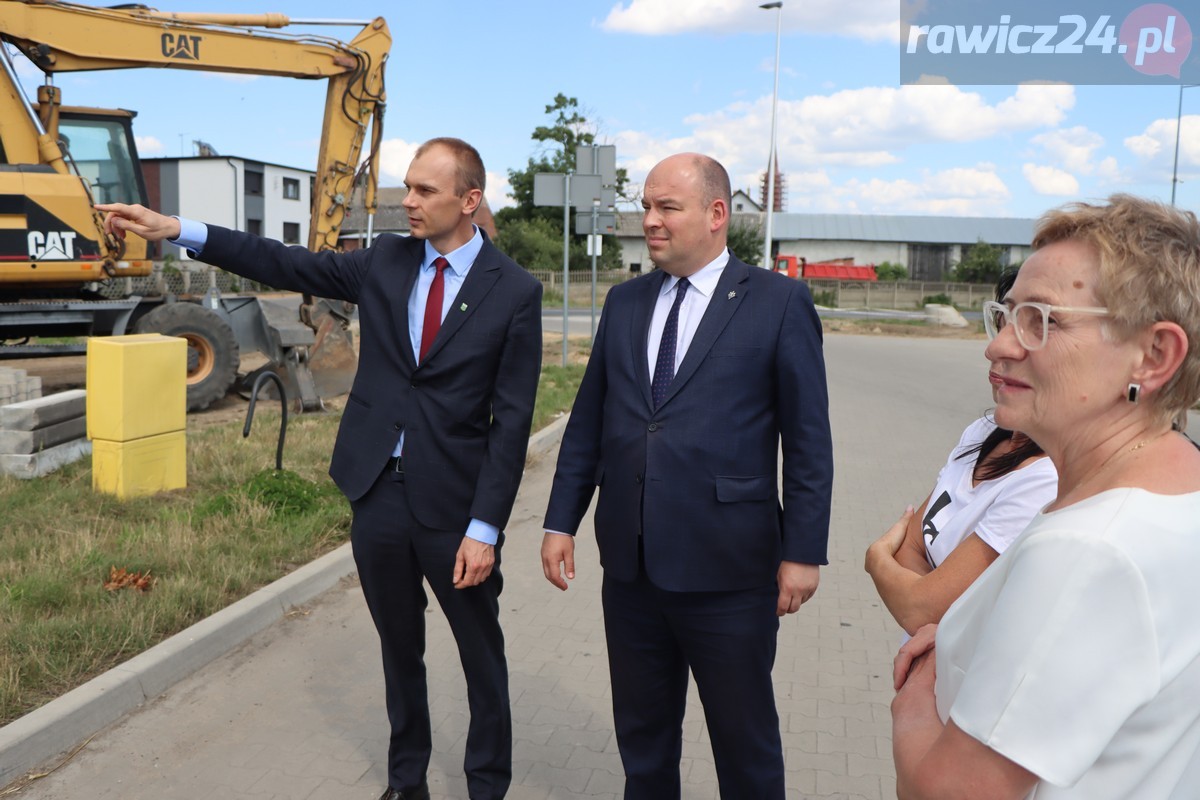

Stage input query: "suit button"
[
  {"left": 635, "top": 473, "right": 643, "bottom": 484},
  {"left": 648, "top": 422, "right": 658, "bottom": 432},
  {"left": 411, "top": 381, "right": 419, "bottom": 389},
  {"left": 393, "top": 423, "right": 402, "bottom": 431}
]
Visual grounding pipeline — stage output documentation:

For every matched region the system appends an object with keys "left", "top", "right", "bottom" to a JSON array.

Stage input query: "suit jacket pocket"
[
  {"left": 715, "top": 475, "right": 774, "bottom": 502},
  {"left": 709, "top": 346, "right": 762, "bottom": 359}
]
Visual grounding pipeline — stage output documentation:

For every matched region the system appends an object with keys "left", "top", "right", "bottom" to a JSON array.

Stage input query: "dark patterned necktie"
[
  {"left": 419, "top": 257, "right": 449, "bottom": 362},
  {"left": 651, "top": 277, "right": 690, "bottom": 409}
]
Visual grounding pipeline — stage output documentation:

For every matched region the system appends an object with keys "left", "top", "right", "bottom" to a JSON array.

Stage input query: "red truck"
[{"left": 774, "top": 255, "right": 877, "bottom": 281}]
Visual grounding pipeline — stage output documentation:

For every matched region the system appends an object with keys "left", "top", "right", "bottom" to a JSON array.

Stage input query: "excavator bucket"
[
  {"left": 227, "top": 293, "right": 357, "bottom": 412},
  {"left": 304, "top": 297, "right": 358, "bottom": 401}
]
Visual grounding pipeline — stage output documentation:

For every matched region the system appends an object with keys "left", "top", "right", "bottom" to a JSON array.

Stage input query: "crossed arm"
[
  {"left": 865, "top": 497, "right": 1003, "bottom": 635},
  {"left": 892, "top": 626, "right": 1038, "bottom": 799}
]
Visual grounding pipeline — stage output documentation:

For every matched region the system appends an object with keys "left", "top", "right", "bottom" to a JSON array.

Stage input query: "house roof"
[
  {"left": 342, "top": 187, "right": 410, "bottom": 234},
  {"left": 338, "top": 186, "right": 498, "bottom": 240},
  {"left": 771, "top": 214, "right": 1035, "bottom": 246},
  {"left": 615, "top": 211, "right": 1035, "bottom": 246},
  {"left": 142, "top": 155, "right": 315, "bottom": 174}
]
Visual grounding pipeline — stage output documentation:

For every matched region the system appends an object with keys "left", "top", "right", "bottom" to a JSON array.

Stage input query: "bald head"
[{"left": 642, "top": 153, "right": 732, "bottom": 276}]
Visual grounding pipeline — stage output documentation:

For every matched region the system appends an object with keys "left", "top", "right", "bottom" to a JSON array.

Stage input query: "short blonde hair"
[{"left": 1033, "top": 195, "right": 1200, "bottom": 422}]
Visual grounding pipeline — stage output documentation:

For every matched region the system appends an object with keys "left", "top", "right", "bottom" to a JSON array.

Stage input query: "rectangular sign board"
[
  {"left": 576, "top": 145, "right": 618, "bottom": 185},
  {"left": 575, "top": 212, "right": 617, "bottom": 235},
  {"left": 534, "top": 173, "right": 604, "bottom": 210}
]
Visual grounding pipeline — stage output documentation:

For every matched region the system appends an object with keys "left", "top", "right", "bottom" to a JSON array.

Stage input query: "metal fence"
[
  {"left": 96, "top": 263, "right": 274, "bottom": 299},
  {"left": 96, "top": 263, "right": 994, "bottom": 313},
  {"left": 529, "top": 269, "right": 995, "bottom": 311},
  {"left": 803, "top": 279, "right": 995, "bottom": 310}
]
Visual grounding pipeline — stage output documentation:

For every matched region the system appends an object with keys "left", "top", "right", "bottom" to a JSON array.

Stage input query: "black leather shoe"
[{"left": 377, "top": 784, "right": 430, "bottom": 800}]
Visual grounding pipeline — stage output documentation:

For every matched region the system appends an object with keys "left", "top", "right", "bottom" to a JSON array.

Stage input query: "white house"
[{"left": 141, "top": 156, "right": 314, "bottom": 260}]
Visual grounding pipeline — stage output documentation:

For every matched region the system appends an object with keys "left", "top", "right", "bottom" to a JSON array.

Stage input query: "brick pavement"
[{"left": 10, "top": 333, "right": 994, "bottom": 800}]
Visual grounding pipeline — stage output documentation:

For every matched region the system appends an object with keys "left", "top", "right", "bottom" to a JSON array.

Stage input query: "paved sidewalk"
[{"left": 8, "top": 334, "right": 994, "bottom": 800}]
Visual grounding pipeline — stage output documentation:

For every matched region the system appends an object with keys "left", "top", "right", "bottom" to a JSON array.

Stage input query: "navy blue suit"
[
  {"left": 544, "top": 256, "right": 833, "bottom": 798},
  {"left": 197, "top": 226, "right": 542, "bottom": 799}
]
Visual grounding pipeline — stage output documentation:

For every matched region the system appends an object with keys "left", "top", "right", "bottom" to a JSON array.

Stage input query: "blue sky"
[{"left": 8, "top": 0, "right": 1199, "bottom": 219}]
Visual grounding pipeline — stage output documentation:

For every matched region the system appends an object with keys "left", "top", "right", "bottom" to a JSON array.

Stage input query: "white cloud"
[
  {"left": 767, "top": 165, "right": 1003, "bottom": 215},
  {"left": 1022, "top": 163, "right": 1079, "bottom": 196},
  {"left": 738, "top": 166, "right": 1011, "bottom": 215},
  {"left": 839, "top": 167, "right": 1011, "bottom": 215},
  {"left": 1125, "top": 115, "right": 1200, "bottom": 169},
  {"left": 377, "top": 143, "right": 512, "bottom": 209},
  {"left": 378, "top": 138, "right": 420, "bottom": 184},
  {"left": 1027, "top": 126, "right": 1122, "bottom": 183},
  {"left": 135, "top": 136, "right": 165, "bottom": 155},
  {"left": 608, "top": 85, "right": 1069, "bottom": 216},
  {"left": 612, "top": 84, "right": 1073, "bottom": 196},
  {"left": 1029, "top": 126, "right": 1101, "bottom": 174},
  {"left": 599, "top": 0, "right": 895, "bottom": 42},
  {"left": 486, "top": 171, "right": 513, "bottom": 210}
]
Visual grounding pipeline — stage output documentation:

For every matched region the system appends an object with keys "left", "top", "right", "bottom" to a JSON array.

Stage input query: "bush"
[
  {"left": 874, "top": 261, "right": 908, "bottom": 281},
  {"left": 811, "top": 289, "right": 837, "bottom": 308},
  {"left": 922, "top": 293, "right": 953, "bottom": 306}
]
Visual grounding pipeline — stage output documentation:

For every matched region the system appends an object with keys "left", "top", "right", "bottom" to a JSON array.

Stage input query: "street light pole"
[
  {"left": 760, "top": 2, "right": 783, "bottom": 269},
  {"left": 1171, "top": 85, "right": 1185, "bottom": 206},
  {"left": 1170, "top": 85, "right": 1197, "bottom": 206}
]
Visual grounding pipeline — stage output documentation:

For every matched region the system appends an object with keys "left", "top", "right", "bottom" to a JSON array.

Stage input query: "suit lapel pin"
[
  {"left": 460, "top": 303, "right": 468, "bottom": 312},
  {"left": 727, "top": 291, "right": 736, "bottom": 300}
]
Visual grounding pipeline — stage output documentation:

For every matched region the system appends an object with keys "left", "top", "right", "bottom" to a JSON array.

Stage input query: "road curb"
[{"left": 0, "top": 414, "right": 569, "bottom": 788}]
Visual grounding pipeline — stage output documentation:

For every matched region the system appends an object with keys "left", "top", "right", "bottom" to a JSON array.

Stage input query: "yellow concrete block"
[
  {"left": 92, "top": 430, "right": 187, "bottom": 499},
  {"left": 86, "top": 334, "right": 186, "bottom": 441}
]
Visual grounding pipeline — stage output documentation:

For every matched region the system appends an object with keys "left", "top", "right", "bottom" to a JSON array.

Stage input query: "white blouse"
[{"left": 936, "top": 488, "right": 1200, "bottom": 798}]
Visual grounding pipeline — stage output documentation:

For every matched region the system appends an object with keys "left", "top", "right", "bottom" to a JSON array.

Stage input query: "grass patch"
[
  {"left": 541, "top": 283, "right": 612, "bottom": 309},
  {"left": 533, "top": 364, "right": 587, "bottom": 432},
  {"left": 0, "top": 410, "right": 348, "bottom": 726},
  {"left": 0, "top": 364, "right": 586, "bottom": 726}
]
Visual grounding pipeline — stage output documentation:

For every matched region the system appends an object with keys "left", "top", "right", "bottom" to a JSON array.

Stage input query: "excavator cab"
[{"left": 57, "top": 108, "right": 147, "bottom": 209}]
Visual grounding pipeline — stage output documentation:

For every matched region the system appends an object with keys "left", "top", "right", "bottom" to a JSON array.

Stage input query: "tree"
[
  {"left": 726, "top": 220, "right": 765, "bottom": 266},
  {"left": 499, "top": 94, "right": 628, "bottom": 271},
  {"left": 874, "top": 261, "right": 908, "bottom": 281},
  {"left": 953, "top": 240, "right": 1005, "bottom": 284},
  {"left": 492, "top": 217, "right": 563, "bottom": 271}
]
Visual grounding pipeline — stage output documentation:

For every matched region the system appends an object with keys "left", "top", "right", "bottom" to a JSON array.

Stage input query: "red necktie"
[{"left": 420, "top": 257, "right": 449, "bottom": 362}]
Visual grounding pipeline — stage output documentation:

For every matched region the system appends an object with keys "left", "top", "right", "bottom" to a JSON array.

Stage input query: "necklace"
[{"left": 1061, "top": 430, "right": 1173, "bottom": 502}]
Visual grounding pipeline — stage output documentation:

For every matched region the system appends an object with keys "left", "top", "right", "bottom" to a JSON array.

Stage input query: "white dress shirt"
[{"left": 645, "top": 249, "right": 729, "bottom": 382}]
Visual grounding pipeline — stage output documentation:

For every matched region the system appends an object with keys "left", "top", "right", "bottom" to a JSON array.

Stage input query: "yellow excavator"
[{"left": 0, "top": 0, "right": 389, "bottom": 410}]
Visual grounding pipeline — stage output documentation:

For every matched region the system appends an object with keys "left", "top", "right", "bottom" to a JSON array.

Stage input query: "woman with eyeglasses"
[
  {"left": 892, "top": 195, "right": 1200, "bottom": 799},
  {"left": 865, "top": 271, "right": 1058, "bottom": 638}
]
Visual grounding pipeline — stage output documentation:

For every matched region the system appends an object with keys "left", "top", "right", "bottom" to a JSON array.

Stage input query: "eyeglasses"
[{"left": 982, "top": 300, "right": 1110, "bottom": 351}]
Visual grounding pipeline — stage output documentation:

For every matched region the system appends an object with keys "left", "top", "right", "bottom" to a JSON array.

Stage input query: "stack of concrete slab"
[
  {"left": 0, "top": 366, "right": 41, "bottom": 405},
  {"left": 0, "top": 389, "right": 90, "bottom": 479}
]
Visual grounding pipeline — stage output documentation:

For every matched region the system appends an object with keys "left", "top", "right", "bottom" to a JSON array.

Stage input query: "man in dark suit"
[
  {"left": 541, "top": 153, "right": 833, "bottom": 799},
  {"left": 99, "top": 138, "right": 542, "bottom": 800}
]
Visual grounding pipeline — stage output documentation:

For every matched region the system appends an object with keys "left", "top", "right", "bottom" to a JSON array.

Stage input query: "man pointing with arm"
[{"left": 100, "top": 137, "right": 542, "bottom": 800}]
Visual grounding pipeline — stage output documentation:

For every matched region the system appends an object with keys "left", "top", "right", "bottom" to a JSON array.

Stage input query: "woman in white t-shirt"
[
  {"left": 865, "top": 272, "right": 1058, "bottom": 637},
  {"left": 866, "top": 417, "right": 1056, "bottom": 636},
  {"left": 891, "top": 195, "right": 1200, "bottom": 799}
]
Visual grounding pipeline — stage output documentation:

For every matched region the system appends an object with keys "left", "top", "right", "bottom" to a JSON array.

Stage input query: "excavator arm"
[
  {"left": 0, "top": 0, "right": 389, "bottom": 252},
  {"left": 0, "top": 1, "right": 390, "bottom": 412}
]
